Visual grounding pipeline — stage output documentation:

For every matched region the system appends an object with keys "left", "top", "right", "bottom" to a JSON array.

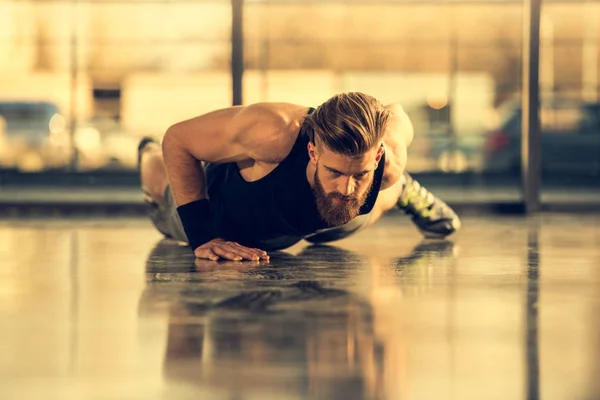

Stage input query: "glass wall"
[
  {"left": 538, "top": 2, "right": 600, "bottom": 208},
  {"left": 0, "top": 0, "right": 231, "bottom": 173},
  {"left": 244, "top": 0, "right": 525, "bottom": 204},
  {"left": 0, "top": 0, "right": 598, "bottom": 208}
]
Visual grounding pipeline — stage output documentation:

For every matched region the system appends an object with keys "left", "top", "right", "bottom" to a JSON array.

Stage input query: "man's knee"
[{"left": 141, "top": 147, "right": 169, "bottom": 203}]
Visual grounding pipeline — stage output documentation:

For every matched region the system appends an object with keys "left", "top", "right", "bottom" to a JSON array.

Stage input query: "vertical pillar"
[
  {"left": 582, "top": 1, "right": 599, "bottom": 102},
  {"left": 522, "top": 0, "right": 543, "bottom": 213},
  {"left": 69, "top": 0, "right": 79, "bottom": 170},
  {"left": 231, "top": 0, "right": 244, "bottom": 106}
]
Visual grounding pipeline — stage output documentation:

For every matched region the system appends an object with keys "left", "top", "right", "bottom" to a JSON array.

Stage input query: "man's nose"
[{"left": 337, "top": 177, "right": 355, "bottom": 196}]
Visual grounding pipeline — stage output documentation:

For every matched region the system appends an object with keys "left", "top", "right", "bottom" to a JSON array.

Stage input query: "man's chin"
[{"left": 319, "top": 207, "right": 360, "bottom": 227}]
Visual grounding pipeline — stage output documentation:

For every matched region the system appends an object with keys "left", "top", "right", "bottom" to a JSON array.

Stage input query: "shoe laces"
[{"left": 398, "top": 180, "right": 435, "bottom": 218}]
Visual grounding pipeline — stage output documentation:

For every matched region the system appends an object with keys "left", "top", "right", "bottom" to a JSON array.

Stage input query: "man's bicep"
[
  {"left": 165, "top": 106, "right": 251, "bottom": 164},
  {"left": 165, "top": 103, "right": 285, "bottom": 164}
]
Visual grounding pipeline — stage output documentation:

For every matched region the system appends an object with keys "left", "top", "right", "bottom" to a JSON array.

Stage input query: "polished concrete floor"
[{"left": 1, "top": 213, "right": 599, "bottom": 400}]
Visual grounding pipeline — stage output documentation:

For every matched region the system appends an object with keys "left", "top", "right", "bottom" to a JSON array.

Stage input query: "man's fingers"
[
  {"left": 254, "top": 248, "right": 270, "bottom": 259},
  {"left": 227, "top": 242, "right": 260, "bottom": 261},
  {"left": 226, "top": 243, "right": 264, "bottom": 260},
  {"left": 250, "top": 248, "right": 270, "bottom": 259},
  {"left": 212, "top": 246, "right": 243, "bottom": 261},
  {"left": 195, "top": 240, "right": 269, "bottom": 262},
  {"left": 229, "top": 242, "right": 269, "bottom": 259},
  {"left": 196, "top": 248, "right": 220, "bottom": 261}
]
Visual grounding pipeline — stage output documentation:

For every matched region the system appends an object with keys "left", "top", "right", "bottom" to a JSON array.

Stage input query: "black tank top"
[{"left": 205, "top": 108, "right": 386, "bottom": 248}]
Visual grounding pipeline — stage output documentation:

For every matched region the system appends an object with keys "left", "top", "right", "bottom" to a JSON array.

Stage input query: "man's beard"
[{"left": 313, "top": 166, "right": 373, "bottom": 227}]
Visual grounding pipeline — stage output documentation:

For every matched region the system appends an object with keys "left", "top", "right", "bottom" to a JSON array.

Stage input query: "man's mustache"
[{"left": 328, "top": 193, "right": 358, "bottom": 202}]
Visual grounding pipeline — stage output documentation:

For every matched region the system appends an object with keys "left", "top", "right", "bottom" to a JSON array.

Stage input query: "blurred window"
[
  {"left": 540, "top": 106, "right": 583, "bottom": 134},
  {"left": 424, "top": 103, "right": 452, "bottom": 136},
  {"left": 579, "top": 105, "right": 600, "bottom": 136},
  {"left": 0, "top": 102, "right": 57, "bottom": 131}
]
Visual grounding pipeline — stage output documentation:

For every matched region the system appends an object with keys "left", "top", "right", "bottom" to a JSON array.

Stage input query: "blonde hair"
[{"left": 304, "top": 92, "right": 391, "bottom": 156}]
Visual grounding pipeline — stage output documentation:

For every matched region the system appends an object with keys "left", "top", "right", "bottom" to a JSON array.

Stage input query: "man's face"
[{"left": 309, "top": 142, "right": 384, "bottom": 226}]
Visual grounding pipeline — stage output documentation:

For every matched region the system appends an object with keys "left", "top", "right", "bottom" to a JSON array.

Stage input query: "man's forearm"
[
  {"left": 162, "top": 129, "right": 207, "bottom": 206},
  {"left": 162, "top": 129, "right": 216, "bottom": 250}
]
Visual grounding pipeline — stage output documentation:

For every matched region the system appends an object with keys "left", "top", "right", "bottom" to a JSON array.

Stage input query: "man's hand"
[
  {"left": 194, "top": 238, "right": 270, "bottom": 261},
  {"left": 194, "top": 258, "right": 269, "bottom": 272}
]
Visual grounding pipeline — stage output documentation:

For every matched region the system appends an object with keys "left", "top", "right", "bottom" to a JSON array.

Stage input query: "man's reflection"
[
  {"left": 139, "top": 238, "right": 457, "bottom": 399},
  {"left": 141, "top": 241, "right": 385, "bottom": 399}
]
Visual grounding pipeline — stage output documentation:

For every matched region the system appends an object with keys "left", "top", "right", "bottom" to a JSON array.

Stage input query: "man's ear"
[
  {"left": 374, "top": 143, "right": 385, "bottom": 163},
  {"left": 307, "top": 141, "right": 318, "bottom": 166}
]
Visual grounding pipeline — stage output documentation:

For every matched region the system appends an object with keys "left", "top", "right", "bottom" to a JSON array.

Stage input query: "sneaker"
[
  {"left": 137, "top": 136, "right": 160, "bottom": 204},
  {"left": 396, "top": 172, "right": 461, "bottom": 238},
  {"left": 137, "top": 136, "right": 160, "bottom": 170}
]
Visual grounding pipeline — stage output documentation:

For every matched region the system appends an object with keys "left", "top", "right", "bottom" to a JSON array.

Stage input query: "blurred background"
[{"left": 0, "top": 0, "right": 598, "bottom": 210}]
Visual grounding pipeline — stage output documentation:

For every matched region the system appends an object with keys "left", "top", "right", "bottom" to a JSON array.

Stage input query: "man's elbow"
[
  {"left": 385, "top": 103, "right": 414, "bottom": 148},
  {"left": 385, "top": 103, "right": 404, "bottom": 116},
  {"left": 163, "top": 124, "right": 209, "bottom": 165},
  {"left": 162, "top": 125, "right": 183, "bottom": 161}
]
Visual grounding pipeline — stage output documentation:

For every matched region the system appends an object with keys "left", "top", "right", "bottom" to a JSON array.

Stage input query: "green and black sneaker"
[{"left": 396, "top": 172, "right": 461, "bottom": 239}]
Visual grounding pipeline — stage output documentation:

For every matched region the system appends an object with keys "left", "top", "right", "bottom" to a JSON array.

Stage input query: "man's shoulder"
[
  {"left": 236, "top": 102, "right": 311, "bottom": 163},
  {"left": 242, "top": 102, "right": 309, "bottom": 128}
]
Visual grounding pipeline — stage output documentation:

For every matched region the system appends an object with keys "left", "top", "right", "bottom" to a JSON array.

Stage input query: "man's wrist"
[{"left": 176, "top": 199, "right": 215, "bottom": 250}]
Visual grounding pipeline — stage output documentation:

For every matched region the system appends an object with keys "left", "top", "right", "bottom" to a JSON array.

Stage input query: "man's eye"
[
  {"left": 355, "top": 172, "right": 368, "bottom": 179},
  {"left": 330, "top": 171, "right": 341, "bottom": 177}
]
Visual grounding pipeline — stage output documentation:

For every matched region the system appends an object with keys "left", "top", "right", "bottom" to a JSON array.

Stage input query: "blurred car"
[
  {"left": 405, "top": 102, "right": 488, "bottom": 174},
  {"left": 0, "top": 100, "right": 143, "bottom": 172},
  {"left": 73, "top": 116, "right": 141, "bottom": 171},
  {"left": 429, "top": 133, "right": 485, "bottom": 173},
  {"left": 0, "top": 100, "right": 72, "bottom": 171},
  {"left": 482, "top": 100, "right": 600, "bottom": 175}
]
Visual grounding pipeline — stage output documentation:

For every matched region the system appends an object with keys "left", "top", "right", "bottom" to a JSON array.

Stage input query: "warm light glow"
[
  {"left": 438, "top": 150, "right": 468, "bottom": 173},
  {"left": 482, "top": 109, "right": 500, "bottom": 130},
  {"left": 427, "top": 93, "right": 448, "bottom": 110},
  {"left": 18, "top": 152, "right": 44, "bottom": 172},
  {"left": 49, "top": 130, "right": 70, "bottom": 147},
  {"left": 74, "top": 127, "right": 101, "bottom": 152},
  {"left": 48, "top": 113, "right": 66, "bottom": 134},
  {"left": 0, "top": 116, "right": 6, "bottom": 138}
]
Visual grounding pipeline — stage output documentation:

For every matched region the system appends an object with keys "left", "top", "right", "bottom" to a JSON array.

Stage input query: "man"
[{"left": 139, "top": 92, "right": 460, "bottom": 261}]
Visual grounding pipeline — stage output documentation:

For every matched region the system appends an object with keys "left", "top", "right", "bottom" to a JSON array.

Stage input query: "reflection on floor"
[{"left": 1, "top": 213, "right": 599, "bottom": 400}]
